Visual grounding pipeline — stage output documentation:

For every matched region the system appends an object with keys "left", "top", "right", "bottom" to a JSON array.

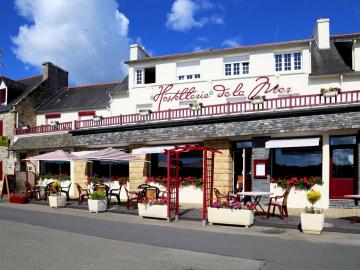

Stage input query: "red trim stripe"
[
  {"left": 78, "top": 111, "right": 96, "bottom": 116},
  {"left": 45, "top": 113, "right": 61, "bottom": 119}
]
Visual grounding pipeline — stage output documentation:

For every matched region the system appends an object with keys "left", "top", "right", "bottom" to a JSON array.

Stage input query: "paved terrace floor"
[{"left": 6, "top": 198, "right": 359, "bottom": 234}]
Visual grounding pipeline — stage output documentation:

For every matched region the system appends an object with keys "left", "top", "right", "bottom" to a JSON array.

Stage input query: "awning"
[
  {"left": 75, "top": 148, "right": 142, "bottom": 162},
  {"left": 132, "top": 145, "right": 175, "bottom": 154},
  {"left": 265, "top": 138, "right": 320, "bottom": 149},
  {"left": 24, "top": 150, "right": 77, "bottom": 161}
]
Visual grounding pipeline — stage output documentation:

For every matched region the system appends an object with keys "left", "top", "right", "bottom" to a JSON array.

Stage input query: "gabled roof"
[{"left": 0, "top": 75, "right": 43, "bottom": 113}]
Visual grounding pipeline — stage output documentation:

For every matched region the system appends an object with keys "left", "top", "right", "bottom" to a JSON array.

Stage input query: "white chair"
[
  {"left": 60, "top": 180, "right": 72, "bottom": 201},
  {"left": 108, "top": 181, "right": 122, "bottom": 205}
]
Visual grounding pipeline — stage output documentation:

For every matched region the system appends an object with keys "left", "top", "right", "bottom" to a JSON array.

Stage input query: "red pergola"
[{"left": 164, "top": 145, "right": 221, "bottom": 225}]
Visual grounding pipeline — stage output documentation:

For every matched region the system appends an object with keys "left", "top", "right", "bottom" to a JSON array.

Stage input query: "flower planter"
[
  {"left": 88, "top": 199, "right": 107, "bottom": 213},
  {"left": 49, "top": 195, "right": 66, "bottom": 208},
  {"left": 138, "top": 203, "right": 168, "bottom": 219},
  {"left": 301, "top": 213, "right": 324, "bottom": 234},
  {"left": 322, "top": 91, "right": 338, "bottom": 97},
  {"left": 207, "top": 207, "right": 254, "bottom": 227},
  {"left": 251, "top": 96, "right": 265, "bottom": 104},
  {"left": 9, "top": 196, "right": 29, "bottom": 204}
]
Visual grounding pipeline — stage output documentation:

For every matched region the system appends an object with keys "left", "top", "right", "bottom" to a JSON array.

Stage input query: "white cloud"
[
  {"left": 166, "top": 0, "right": 223, "bottom": 31},
  {"left": 12, "top": 0, "right": 130, "bottom": 85},
  {"left": 222, "top": 36, "right": 243, "bottom": 48}
]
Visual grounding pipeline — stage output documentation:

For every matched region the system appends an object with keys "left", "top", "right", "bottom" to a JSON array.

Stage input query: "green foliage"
[
  {"left": 90, "top": 191, "right": 107, "bottom": 200},
  {"left": 50, "top": 181, "right": 61, "bottom": 195},
  {"left": 271, "top": 176, "right": 322, "bottom": 191},
  {"left": 305, "top": 190, "right": 322, "bottom": 214}
]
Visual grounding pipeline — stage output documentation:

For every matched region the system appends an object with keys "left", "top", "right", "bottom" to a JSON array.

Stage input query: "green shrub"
[
  {"left": 305, "top": 190, "right": 322, "bottom": 214},
  {"left": 90, "top": 191, "right": 107, "bottom": 200}
]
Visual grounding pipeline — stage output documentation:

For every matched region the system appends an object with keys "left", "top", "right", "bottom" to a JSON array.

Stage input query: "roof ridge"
[
  {"left": 16, "top": 74, "right": 42, "bottom": 81},
  {"left": 331, "top": 32, "right": 360, "bottom": 38},
  {"left": 68, "top": 81, "right": 121, "bottom": 89}
]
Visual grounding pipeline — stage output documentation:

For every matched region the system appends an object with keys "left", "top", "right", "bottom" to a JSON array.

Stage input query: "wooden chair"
[
  {"left": 60, "top": 181, "right": 72, "bottom": 201},
  {"left": 25, "top": 182, "right": 41, "bottom": 200},
  {"left": 213, "top": 188, "right": 236, "bottom": 203},
  {"left": 266, "top": 188, "right": 291, "bottom": 219},
  {"left": 75, "top": 183, "right": 89, "bottom": 205},
  {"left": 124, "top": 186, "right": 140, "bottom": 209}
]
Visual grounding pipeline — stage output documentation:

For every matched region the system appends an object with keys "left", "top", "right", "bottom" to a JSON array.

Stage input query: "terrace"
[{"left": 15, "top": 89, "right": 360, "bottom": 136}]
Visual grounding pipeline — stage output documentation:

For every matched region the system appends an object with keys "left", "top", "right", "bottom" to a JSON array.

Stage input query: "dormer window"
[
  {"left": 0, "top": 88, "right": 6, "bottom": 104},
  {"left": 135, "top": 67, "right": 156, "bottom": 85},
  {"left": 177, "top": 60, "right": 201, "bottom": 81},
  {"left": 275, "top": 52, "right": 302, "bottom": 72}
]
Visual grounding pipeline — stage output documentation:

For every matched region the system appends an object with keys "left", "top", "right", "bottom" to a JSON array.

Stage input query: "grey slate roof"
[
  {"left": 36, "top": 76, "right": 128, "bottom": 113},
  {"left": 10, "top": 133, "right": 76, "bottom": 151},
  {"left": 0, "top": 75, "right": 43, "bottom": 112}
]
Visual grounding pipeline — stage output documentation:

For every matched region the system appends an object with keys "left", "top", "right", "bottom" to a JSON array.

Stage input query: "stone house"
[{"left": 0, "top": 62, "right": 68, "bottom": 179}]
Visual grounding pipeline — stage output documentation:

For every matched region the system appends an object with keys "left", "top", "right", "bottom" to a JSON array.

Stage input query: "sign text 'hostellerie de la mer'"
[{"left": 153, "top": 76, "right": 292, "bottom": 110}]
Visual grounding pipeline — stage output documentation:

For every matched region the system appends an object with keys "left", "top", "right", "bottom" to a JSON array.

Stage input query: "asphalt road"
[{"left": 0, "top": 206, "right": 359, "bottom": 270}]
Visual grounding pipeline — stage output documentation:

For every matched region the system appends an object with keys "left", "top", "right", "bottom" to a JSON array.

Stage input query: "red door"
[{"left": 330, "top": 147, "right": 356, "bottom": 199}]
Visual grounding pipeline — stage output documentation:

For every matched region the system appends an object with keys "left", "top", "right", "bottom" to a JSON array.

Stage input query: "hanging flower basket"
[
  {"left": 49, "top": 120, "right": 59, "bottom": 128},
  {"left": 321, "top": 87, "right": 340, "bottom": 97},
  {"left": 139, "top": 109, "right": 152, "bottom": 116},
  {"left": 189, "top": 102, "right": 203, "bottom": 111}
]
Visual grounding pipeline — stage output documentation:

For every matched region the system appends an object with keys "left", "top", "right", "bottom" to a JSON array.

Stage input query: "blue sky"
[{"left": 1, "top": 0, "right": 360, "bottom": 85}]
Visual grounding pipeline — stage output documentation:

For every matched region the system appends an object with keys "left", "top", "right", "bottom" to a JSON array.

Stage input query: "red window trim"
[
  {"left": 45, "top": 113, "right": 61, "bottom": 119},
  {"left": 78, "top": 111, "right": 96, "bottom": 116}
]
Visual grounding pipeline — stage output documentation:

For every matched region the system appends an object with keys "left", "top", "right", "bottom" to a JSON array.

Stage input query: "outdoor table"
[
  {"left": 344, "top": 195, "right": 360, "bottom": 223},
  {"left": 236, "top": 191, "right": 273, "bottom": 214}
]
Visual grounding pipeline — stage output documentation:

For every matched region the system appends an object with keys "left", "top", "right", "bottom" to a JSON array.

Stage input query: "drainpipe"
[
  {"left": 352, "top": 40, "right": 357, "bottom": 71},
  {"left": 309, "top": 41, "right": 312, "bottom": 75}
]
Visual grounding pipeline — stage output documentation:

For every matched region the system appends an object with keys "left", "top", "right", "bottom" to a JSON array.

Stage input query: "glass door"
[{"left": 330, "top": 136, "right": 357, "bottom": 199}]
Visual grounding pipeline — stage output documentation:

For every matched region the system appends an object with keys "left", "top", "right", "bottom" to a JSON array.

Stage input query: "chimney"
[
  {"left": 313, "top": 18, "right": 330, "bottom": 50},
  {"left": 129, "top": 44, "right": 149, "bottom": 61},
  {"left": 42, "top": 62, "right": 68, "bottom": 92}
]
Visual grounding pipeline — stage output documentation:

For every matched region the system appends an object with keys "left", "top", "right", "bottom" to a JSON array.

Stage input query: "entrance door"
[
  {"left": 233, "top": 148, "right": 252, "bottom": 192},
  {"left": 330, "top": 146, "right": 356, "bottom": 199}
]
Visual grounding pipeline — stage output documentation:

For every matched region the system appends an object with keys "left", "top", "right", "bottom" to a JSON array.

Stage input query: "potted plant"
[
  {"left": 139, "top": 109, "right": 152, "bottom": 116},
  {"left": 189, "top": 101, "right": 203, "bottom": 111},
  {"left": 300, "top": 190, "right": 324, "bottom": 234},
  {"left": 321, "top": 87, "right": 340, "bottom": 97},
  {"left": 88, "top": 191, "right": 107, "bottom": 213},
  {"left": 9, "top": 193, "right": 29, "bottom": 204},
  {"left": 48, "top": 181, "right": 67, "bottom": 208},
  {"left": 93, "top": 115, "right": 103, "bottom": 122},
  {"left": 250, "top": 95, "right": 265, "bottom": 104},
  {"left": 207, "top": 200, "right": 255, "bottom": 227},
  {"left": 138, "top": 197, "right": 168, "bottom": 219},
  {"left": 49, "top": 120, "right": 59, "bottom": 128}
]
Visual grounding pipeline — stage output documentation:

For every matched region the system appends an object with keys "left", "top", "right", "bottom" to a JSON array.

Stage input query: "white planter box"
[
  {"left": 207, "top": 207, "right": 254, "bottom": 227},
  {"left": 138, "top": 203, "right": 168, "bottom": 219},
  {"left": 88, "top": 199, "right": 107, "bottom": 213},
  {"left": 301, "top": 213, "right": 324, "bottom": 234},
  {"left": 49, "top": 195, "right": 66, "bottom": 208},
  {"left": 149, "top": 182, "right": 203, "bottom": 204}
]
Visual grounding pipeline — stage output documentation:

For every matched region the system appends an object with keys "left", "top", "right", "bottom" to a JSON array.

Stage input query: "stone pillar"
[
  {"left": 71, "top": 160, "right": 89, "bottom": 198},
  {"left": 251, "top": 147, "right": 270, "bottom": 192},
  {"left": 129, "top": 144, "right": 150, "bottom": 191},
  {"left": 204, "top": 139, "right": 233, "bottom": 194}
]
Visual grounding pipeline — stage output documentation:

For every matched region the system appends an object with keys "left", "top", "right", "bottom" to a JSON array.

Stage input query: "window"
[
  {"left": 275, "top": 54, "right": 282, "bottom": 71},
  {"left": 0, "top": 120, "right": 3, "bottom": 136},
  {"left": 233, "top": 63, "right": 240, "bottom": 75},
  {"left": 275, "top": 52, "right": 302, "bottom": 72},
  {"left": 177, "top": 60, "right": 201, "bottom": 81},
  {"left": 242, "top": 62, "right": 249, "bottom": 74},
  {"left": 284, "top": 53, "right": 291, "bottom": 71},
  {"left": 0, "top": 89, "right": 6, "bottom": 104},
  {"left": 150, "top": 151, "right": 203, "bottom": 177},
  {"left": 294, "top": 52, "right": 301, "bottom": 70},
  {"left": 92, "top": 161, "right": 129, "bottom": 178},
  {"left": 330, "top": 135, "right": 357, "bottom": 145},
  {"left": 224, "top": 62, "right": 249, "bottom": 76},
  {"left": 136, "top": 69, "right": 143, "bottom": 85},
  {"left": 272, "top": 147, "right": 322, "bottom": 178},
  {"left": 225, "top": 63, "right": 232, "bottom": 76},
  {"left": 135, "top": 67, "right": 156, "bottom": 85}
]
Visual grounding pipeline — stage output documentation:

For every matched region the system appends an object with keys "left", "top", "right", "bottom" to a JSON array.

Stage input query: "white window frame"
[
  {"left": 275, "top": 52, "right": 302, "bottom": 73},
  {"left": 135, "top": 68, "right": 143, "bottom": 85},
  {"left": 224, "top": 61, "right": 250, "bottom": 77},
  {"left": 294, "top": 52, "right": 302, "bottom": 70}
]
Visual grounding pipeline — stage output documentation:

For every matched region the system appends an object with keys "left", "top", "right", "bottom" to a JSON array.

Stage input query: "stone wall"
[
  {"left": 71, "top": 161, "right": 89, "bottom": 198},
  {"left": 0, "top": 111, "right": 16, "bottom": 179},
  {"left": 204, "top": 139, "right": 233, "bottom": 194},
  {"left": 129, "top": 153, "right": 149, "bottom": 191}
]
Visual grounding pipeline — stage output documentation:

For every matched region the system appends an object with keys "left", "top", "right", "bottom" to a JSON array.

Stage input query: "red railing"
[
  {"left": 74, "top": 90, "right": 360, "bottom": 130},
  {"left": 15, "top": 121, "right": 73, "bottom": 135},
  {"left": 16, "top": 90, "right": 360, "bottom": 135}
]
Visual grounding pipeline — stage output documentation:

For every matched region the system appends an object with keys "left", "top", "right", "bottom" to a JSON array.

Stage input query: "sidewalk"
[{"left": 16, "top": 199, "right": 360, "bottom": 234}]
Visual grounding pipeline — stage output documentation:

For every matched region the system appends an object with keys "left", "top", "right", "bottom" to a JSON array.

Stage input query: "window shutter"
[{"left": 0, "top": 121, "right": 3, "bottom": 136}]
